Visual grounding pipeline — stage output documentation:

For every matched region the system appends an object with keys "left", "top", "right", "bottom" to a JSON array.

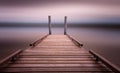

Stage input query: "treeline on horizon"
[{"left": 0, "top": 22, "right": 120, "bottom": 29}]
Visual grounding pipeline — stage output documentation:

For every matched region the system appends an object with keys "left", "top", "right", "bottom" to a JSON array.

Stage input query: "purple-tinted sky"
[{"left": 0, "top": 0, "right": 120, "bottom": 23}]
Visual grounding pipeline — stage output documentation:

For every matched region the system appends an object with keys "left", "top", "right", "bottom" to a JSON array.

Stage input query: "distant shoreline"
[{"left": 0, "top": 23, "right": 120, "bottom": 29}]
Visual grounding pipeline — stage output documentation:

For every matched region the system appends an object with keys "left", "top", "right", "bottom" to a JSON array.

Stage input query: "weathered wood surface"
[
  {"left": 0, "top": 35, "right": 113, "bottom": 73},
  {"left": 1, "top": 67, "right": 112, "bottom": 72},
  {"left": 13, "top": 60, "right": 98, "bottom": 64}
]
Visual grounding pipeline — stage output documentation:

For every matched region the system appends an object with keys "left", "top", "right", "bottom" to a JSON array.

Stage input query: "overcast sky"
[{"left": 0, "top": 0, "right": 120, "bottom": 23}]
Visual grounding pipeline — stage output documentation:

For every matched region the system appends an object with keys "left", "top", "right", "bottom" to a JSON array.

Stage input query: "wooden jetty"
[
  {"left": 0, "top": 34, "right": 119, "bottom": 73},
  {"left": 0, "top": 16, "right": 119, "bottom": 73}
]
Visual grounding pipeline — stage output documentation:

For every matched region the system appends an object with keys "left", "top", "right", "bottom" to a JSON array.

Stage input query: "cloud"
[
  {"left": 0, "top": 0, "right": 120, "bottom": 23},
  {"left": 0, "top": 0, "right": 120, "bottom": 7}
]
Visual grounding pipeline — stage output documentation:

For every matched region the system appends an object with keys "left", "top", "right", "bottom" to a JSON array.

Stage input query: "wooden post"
[
  {"left": 64, "top": 16, "right": 67, "bottom": 35},
  {"left": 48, "top": 16, "right": 52, "bottom": 35}
]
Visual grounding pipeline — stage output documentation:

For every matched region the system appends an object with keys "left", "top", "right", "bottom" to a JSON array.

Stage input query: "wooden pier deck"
[{"left": 0, "top": 35, "right": 115, "bottom": 73}]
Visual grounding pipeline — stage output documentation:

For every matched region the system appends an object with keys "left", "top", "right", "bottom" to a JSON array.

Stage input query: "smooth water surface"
[
  {"left": 0, "top": 27, "right": 120, "bottom": 68},
  {"left": 0, "top": 27, "right": 48, "bottom": 60}
]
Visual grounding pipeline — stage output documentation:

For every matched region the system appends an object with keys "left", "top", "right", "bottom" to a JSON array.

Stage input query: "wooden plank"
[
  {"left": 20, "top": 53, "right": 91, "bottom": 56},
  {"left": 42, "top": 39, "right": 72, "bottom": 42},
  {"left": 32, "top": 46, "right": 81, "bottom": 50},
  {"left": 0, "top": 49, "right": 22, "bottom": 66},
  {"left": 89, "top": 50, "right": 120, "bottom": 73},
  {"left": 38, "top": 43, "right": 76, "bottom": 46},
  {"left": 40, "top": 41, "right": 75, "bottom": 45},
  {"left": 34, "top": 45, "right": 80, "bottom": 48},
  {"left": 67, "top": 35, "right": 83, "bottom": 47},
  {"left": 45, "top": 36, "right": 69, "bottom": 38},
  {"left": 23, "top": 50, "right": 88, "bottom": 52},
  {"left": 0, "top": 67, "right": 112, "bottom": 72},
  {"left": 21, "top": 51, "right": 89, "bottom": 54},
  {"left": 20, "top": 52, "right": 90, "bottom": 56},
  {"left": 26, "top": 48, "right": 80, "bottom": 50},
  {"left": 39, "top": 41, "right": 74, "bottom": 43},
  {"left": 30, "top": 34, "right": 49, "bottom": 46},
  {"left": 13, "top": 60, "right": 98, "bottom": 64},
  {"left": 43, "top": 39, "right": 71, "bottom": 41},
  {"left": 23, "top": 50, "right": 89, "bottom": 53},
  {"left": 44, "top": 39, "right": 70, "bottom": 41},
  {"left": 45, "top": 36, "right": 70, "bottom": 38},
  {"left": 0, "top": 71, "right": 114, "bottom": 73},
  {"left": 27, "top": 48, "right": 86, "bottom": 51},
  {"left": 22, "top": 52, "right": 89, "bottom": 54},
  {"left": 19, "top": 55, "right": 93, "bottom": 58},
  {"left": 26, "top": 47, "right": 85, "bottom": 50},
  {"left": 5, "top": 64, "right": 106, "bottom": 68},
  {"left": 46, "top": 35, "right": 68, "bottom": 37},
  {"left": 45, "top": 38, "right": 70, "bottom": 40},
  {"left": 17, "top": 57, "right": 95, "bottom": 61},
  {"left": 46, "top": 37, "right": 69, "bottom": 38}
]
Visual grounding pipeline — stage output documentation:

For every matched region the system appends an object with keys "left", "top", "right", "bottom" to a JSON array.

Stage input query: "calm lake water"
[{"left": 0, "top": 27, "right": 120, "bottom": 68}]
